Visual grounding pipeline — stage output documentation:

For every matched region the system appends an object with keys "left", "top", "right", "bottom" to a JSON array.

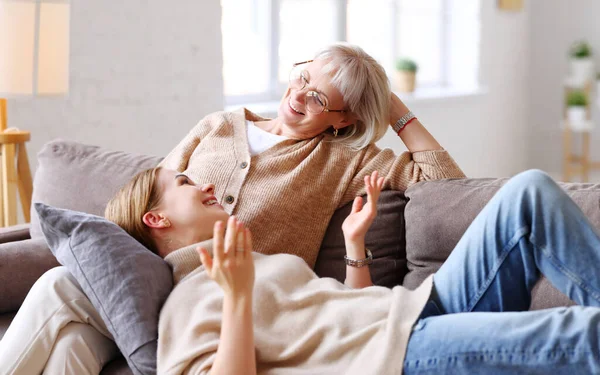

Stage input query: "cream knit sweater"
[
  {"left": 160, "top": 108, "right": 465, "bottom": 268},
  {"left": 158, "top": 242, "right": 433, "bottom": 375}
]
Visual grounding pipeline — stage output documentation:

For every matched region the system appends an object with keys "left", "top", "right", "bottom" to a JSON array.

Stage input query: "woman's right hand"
[{"left": 197, "top": 216, "right": 255, "bottom": 299}]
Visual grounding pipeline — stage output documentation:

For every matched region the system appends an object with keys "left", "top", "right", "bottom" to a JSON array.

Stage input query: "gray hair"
[{"left": 315, "top": 43, "right": 390, "bottom": 150}]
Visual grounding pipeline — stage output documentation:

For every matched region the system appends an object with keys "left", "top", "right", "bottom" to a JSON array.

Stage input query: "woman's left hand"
[
  {"left": 197, "top": 216, "right": 255, "bottom": 300},
  {"left": 342, "top": 171, "right": 384, "bottom": 242}
]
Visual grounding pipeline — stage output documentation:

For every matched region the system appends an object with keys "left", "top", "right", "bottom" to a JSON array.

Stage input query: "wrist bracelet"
[
  {"left": 392, "top": 111, "right": 416, "bottom": 134},
  {"left": 344, "top": 248, "right": 373, "bottom": 268}
]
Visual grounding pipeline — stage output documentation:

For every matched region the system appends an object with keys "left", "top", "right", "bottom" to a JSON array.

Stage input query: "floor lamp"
[{"left": 0, "top": 0, "right": 70, "bottom": 226}]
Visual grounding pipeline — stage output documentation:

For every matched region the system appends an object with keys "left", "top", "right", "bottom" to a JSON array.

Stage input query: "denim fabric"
[{"left": 404, "top": 170, "right": 600, "bottom": 374}]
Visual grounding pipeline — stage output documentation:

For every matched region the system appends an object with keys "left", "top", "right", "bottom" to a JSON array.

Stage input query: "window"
[{"left": 222, "top": 0, "right": 480, "bottom": 105}]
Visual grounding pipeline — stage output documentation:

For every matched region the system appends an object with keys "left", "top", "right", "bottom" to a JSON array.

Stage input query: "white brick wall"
[{"left": 7, "top": 0, "right": 224, "bottom": 173}]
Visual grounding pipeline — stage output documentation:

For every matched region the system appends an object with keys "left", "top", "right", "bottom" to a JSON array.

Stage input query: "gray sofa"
[{"left": 2, "top": 139, "right": 594, "bottom": 374}]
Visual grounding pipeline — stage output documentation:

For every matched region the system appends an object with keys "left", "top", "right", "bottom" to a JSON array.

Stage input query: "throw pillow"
[
  {"left": 30, "top": 139, "right": 163, "bottom": 240},
  {"left": 35, "top": 203, "right": 173, "bottom": 375},
  {"left": 316, "top": 190, "right": 408, "bottom": 288}
]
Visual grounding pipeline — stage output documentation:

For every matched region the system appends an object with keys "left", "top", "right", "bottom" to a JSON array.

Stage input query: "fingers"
[
  {"left": 370, "top": 170, "right": 378, "bottom": 189},
  {"left": 365, "top": 171, "right": 376, "bottom": 204},
  {"left": 235, "top": 221, "right": 246, "bottom": 259},
  {"left": 364, "top": 174, "right": 373, "bottom": 204},
  {"left": 224, "top": 216, "right": 237, "bottom": 256},
  {"left": 366, "top": 171, "right": 383, "bottom": 193},
  {"left": 197, "top": 247, "right": 213, "bottom": 272},
  {"left": 351, "top": 196, "right": 364, "bottom": 214},
  {"left": 365, "top": 171, "right": 384, "bottom": 212},
  {"left": 213, "top": 220, "right": 225, "bottom": 264},
  {"left": 244, "top": 228, "right": 253, "bottom": 254}
]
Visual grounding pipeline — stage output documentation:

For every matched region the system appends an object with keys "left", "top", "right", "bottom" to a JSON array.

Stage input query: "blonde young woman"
[
  {"left": 111, "top": 168, "right": 600, "bottom": 374},
  {"left": 0, "top": 43, "right": 465, "bottom": 373}
]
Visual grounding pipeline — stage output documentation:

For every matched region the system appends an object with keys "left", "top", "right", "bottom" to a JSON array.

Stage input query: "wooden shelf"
[{"left": 563, "top": 81, "right": 598, "bottom": 182}]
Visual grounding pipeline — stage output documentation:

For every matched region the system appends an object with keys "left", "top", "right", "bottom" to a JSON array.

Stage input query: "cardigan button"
[
  {"left": 225, "top": 195, "right": 235, "bottom": 204},
  {"left": 240, "top": 161, "right": 248, "bottom": 169}
]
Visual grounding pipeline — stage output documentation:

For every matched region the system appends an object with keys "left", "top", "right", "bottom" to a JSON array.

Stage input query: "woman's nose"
[
  {"left": 201, "top": 183, "right": 215, "bottom": 195},
  {"left": 291, "top": 89, "right": 307, "bottom": 105}
]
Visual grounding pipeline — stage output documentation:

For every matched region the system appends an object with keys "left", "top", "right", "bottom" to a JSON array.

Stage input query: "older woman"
[
  {"left": 159, "top": 44, "right": 464, "bottom": 266},
  {"left": 0, "top": 43, "right": 463, "bottom": 374}
]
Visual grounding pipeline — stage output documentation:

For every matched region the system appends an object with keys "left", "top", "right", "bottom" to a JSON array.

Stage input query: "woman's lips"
[
  {"left": 288, "top": 99, "right": 305, "bottom": 116},
  {"left": 202, "top": 196, "right": 223, "bottom": 209}
]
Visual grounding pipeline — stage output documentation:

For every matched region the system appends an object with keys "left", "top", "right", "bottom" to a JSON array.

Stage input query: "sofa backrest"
[
  {"left": 316, "top": 190, "right": 408, "bottom": 288},
  {"left": 403, "top": 177, "right": 600, "bottom": 308},
  {"left": 30, "top": 140, "right": 409, "bottom": 287},
  {"left": 30, "top": 140, "right": 163, "bottom": 239}
]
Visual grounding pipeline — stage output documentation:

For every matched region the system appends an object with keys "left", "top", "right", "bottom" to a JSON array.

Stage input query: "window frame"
[{"left": 224, "top": 0, "right": 454, "bottom": 106}]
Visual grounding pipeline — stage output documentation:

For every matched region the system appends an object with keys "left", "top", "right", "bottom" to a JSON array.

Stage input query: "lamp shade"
[{"left": 0, "top": 0, "right": 70, "bottom": 96}]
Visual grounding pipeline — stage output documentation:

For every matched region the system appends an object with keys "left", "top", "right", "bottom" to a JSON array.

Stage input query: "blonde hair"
[
  {"left": 105, "top": 167, "right": 163, "bottom": 254},
  {"left": 314, "top": 43, "right": 390, "bottom": 150}
]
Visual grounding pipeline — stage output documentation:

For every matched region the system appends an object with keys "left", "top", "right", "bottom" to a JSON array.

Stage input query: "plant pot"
[
  {"left": 570, "top": 58, "right": 595, "bottom": 85},
  {"left": 567, "top": 106, "right": 587, "bottom": 129},
  {"left": 394, "top": 71, "right": 416, "bottom": 93}
]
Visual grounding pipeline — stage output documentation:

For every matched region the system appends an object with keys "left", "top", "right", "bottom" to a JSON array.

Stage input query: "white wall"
[
  {"left": 378, "top": 0, "right": 531, "bottom": 178},
  {"left": 528, "top": 0, "right": 600, "bottom": 177},
  {"left": 7, "top": 0, "right": 224, "bottom": 172},
  {"left": 8, "top": 0, "right": 533, "bottom": 182}
]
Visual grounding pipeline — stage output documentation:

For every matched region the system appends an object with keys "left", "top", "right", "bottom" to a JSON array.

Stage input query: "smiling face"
[
  {"left": 276, "top": 58, "right": 355, "bottom": 139},
  {"left": 145, "top": 169, "right": 230, "bottom": 249}
]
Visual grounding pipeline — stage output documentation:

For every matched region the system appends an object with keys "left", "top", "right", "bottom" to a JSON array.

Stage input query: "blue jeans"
[{"left": 403, "top": 170, "right": 600, "bottom": 374}]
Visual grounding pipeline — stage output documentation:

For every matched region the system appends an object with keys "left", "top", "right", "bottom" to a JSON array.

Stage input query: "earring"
[
  {"left": 333, "top": 128, "right": 338, "bottom": 137},
  {"left": 162, "top": 218, "right": 171, "bottom": 228}
]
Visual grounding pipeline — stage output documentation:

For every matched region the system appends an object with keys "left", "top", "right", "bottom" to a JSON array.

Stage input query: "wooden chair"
[{"left": 0, "top": 99, "right": 33, "bottom": 227}]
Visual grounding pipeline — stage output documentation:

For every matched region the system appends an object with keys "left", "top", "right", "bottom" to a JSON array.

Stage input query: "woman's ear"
[
  {"left": 143, "top": 212, "right": 170, "bottom": 229},
  {"left": 335, "top": 112, "right": 358, "bottom": 130}
]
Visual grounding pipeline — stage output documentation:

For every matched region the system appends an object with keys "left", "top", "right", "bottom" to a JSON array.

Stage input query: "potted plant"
[
  {"left": 569, "top": 40, "right": 594, "bottom": 84},
  {"left": 566, "top": 90, "right": 588, "bottom": 130},
  {"left": 394, "top": 58, "right": 418, "bottom": 93}
]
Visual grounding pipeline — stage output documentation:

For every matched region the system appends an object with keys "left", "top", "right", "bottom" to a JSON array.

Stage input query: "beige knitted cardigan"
[
  {"left": 160, "top": 108, "right": 465, "bottom": 267},
  {"left": 158, "top": 241, "right": 434, "bottom": 375}
]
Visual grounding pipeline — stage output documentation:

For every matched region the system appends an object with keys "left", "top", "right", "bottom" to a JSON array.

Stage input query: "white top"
[
  {"left": 246, "top": 120, "right": 288, "bottom": 156},
  {"left": 159, "top": 242, "right": 434, "bottom": 375}
]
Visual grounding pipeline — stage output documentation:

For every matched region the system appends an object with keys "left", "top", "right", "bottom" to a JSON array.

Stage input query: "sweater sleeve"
[
  {"left": 157, "top": 275, "right": 221, "bottom": 375},
  {"left": 340, "top": 145, "right": 465, "bottom": 207},
  {"left": 159, "top": 112, "right": 225, "bottom": 172}
]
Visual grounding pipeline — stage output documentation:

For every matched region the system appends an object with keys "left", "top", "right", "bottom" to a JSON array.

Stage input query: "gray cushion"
[
  {"left": 30, "top": 139, "right": 162, "bottom": 239},
  {"left": 35, "top": 203, "right": 173, "bottom": 375},
  {"left": 316, "top": 190, "right": 407, "bottom": 288},
  {"left": 403, "top": 177, "right": 600, "bottom": 309}
]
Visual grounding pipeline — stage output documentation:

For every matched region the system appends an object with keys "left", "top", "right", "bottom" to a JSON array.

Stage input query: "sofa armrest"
[
  {"left": 0, "top": 238, "right": 59, "bottom": 313},
  {"left": 0, "top": 224, "right": 31, "bottom": 244}
]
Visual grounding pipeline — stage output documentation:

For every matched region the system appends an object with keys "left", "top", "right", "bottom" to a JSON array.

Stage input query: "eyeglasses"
[{"left": 289, "top": 60, "right": 347, "bottom": 114}]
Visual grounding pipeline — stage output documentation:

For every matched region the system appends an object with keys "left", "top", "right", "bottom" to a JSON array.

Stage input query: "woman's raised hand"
[
  {"left": 342, "top": 171, "right": 384, "bottom": 242},
  {"left": 197, "top": 216, "right": 255, "bottom": 299}
]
